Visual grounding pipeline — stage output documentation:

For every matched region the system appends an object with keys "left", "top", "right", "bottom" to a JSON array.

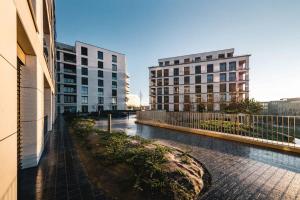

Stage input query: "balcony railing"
[{"left": 136, "top": 111, "right": 300, "bottom": 152}]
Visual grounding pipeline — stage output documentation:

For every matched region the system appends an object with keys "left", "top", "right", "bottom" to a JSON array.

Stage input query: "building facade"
[
  {"left": 0, "top": 0, "right": 56, "bottom": 199},
  {"left": 149, "top": 49, "right": 250, "bottom": 112},
  {"left": 261, "top": 98, "right": 300, "bottom": 116},
  {"left": 56, "top": 41, "right": 129, "bottom": 113}
]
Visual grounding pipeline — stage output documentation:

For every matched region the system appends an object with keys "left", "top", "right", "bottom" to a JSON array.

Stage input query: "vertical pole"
[{"left": 108, "top": 114, "right": 111, "bottom": 133}]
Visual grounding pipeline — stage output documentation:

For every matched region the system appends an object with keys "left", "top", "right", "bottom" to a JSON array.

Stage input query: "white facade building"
[
  {"left": 149, "top": 48, "right": 250, "bottom": 112},
  {"left": 56, "top": 41, "right": 129, "bottom": 113}
]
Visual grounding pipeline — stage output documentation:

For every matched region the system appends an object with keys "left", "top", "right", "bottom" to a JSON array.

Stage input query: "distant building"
[
  {"left": 56, "top": 41, "right": 129, "bottom": 114},
  {"left": 149, "top": 48, "right": 250, "bottom": 111},
  {"left": 262, "top": 98, "right": 300, "bottom": 116}
]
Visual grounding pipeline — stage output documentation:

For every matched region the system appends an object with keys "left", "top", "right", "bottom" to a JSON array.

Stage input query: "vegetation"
[
  {"left": 224, "top": 98, "right": 263, "bottom": 114},
  {"left": 69, "top": 118, "right": 209, "bottom": 200}
]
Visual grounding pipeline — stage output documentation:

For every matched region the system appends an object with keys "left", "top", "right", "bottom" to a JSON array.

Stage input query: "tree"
[{"left": 224, "top": 98, "right": 262, "bottom": 114}]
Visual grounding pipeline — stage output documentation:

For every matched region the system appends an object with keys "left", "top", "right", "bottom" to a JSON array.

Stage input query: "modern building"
[
  {"left": 261, "top": 98, "right": 300, "bottom": 116},
  {"left": 0, "top": 0, "right": 56, "bottom": 199},
  {"left": 149, "top": 49, "right": 250, "bottom": 112},
  {"left": 56, "top": 41, "right": 129, "bottom": 113}
]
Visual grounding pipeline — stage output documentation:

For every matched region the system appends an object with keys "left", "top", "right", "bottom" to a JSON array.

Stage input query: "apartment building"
[
  {"left": 56, "top": 41, "right": 129, "bottom": 113},
  {"left": 149, "top": 49, "right": 250, "bottom": 112},
  {"left": 261, "top": 98, "right": 300, "bottom": 116},
  {"left": 0, "top": 0, "right": 56, "bottom": 199}
]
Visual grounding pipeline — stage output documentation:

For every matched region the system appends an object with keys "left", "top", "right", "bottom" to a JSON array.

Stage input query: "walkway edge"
[{"left": 136, "top": 120, "right": 300, "bottom": 154}]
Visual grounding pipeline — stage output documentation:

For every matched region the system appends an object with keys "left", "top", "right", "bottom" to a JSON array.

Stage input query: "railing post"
[{"left": 108, "top": 114, "right": 111, "bottom": 133}]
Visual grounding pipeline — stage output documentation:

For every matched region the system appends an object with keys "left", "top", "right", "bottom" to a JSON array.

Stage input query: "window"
[
  {"left": 159, "top": 62, "right": 163, "bottom": 67},
  {"left": 174, "top": 95, "right": 179, "bottom": 103},
  {"left": 184, "top": 76, "right": 190, "bottom": 84},
  {"left": 220, "top": 63, "right": 227, "bottom": 72},
  {"left": 157, "top": 96, "right": 162, "bottom": 103},
  {"left": 98, "top": 105, "right": 104, "bottom": 111},
  {"left": 81, "top": 47, "right": 88, "bottom": 56},
  {"left": 157, "top": 70, "right": 162, "bottom": 77},
  {"left": 98, "top": 51, "right": 103, "bottom": 60},
  {"left": 82, "top": 105, "right": 88, "bottom": 113},
  {"left": 195, "top": 85, "right": 201, "bottom": 93},
  {"left": 98, "top": 97, "right": 104, "bottom": 104},
  {"left": 207, "top": 64, "right": 214, "bottom": 73},
  {"left": 151, "top": 79, "right": 156, "bottom": 86},
  {"left": 165, "top": 61, "right": 170, "bottom": 66},
  {"left": 229, "top": 61, "right": 236, "bottom": 71},
  {"left": 81, "top": 77, "right": 88, "bottom": 85},
  {"left": 184, "top": 58, "right": 190, "bottom": 63},
  {"left": 174, "top": 60, "right": 179, "bottom": 65},
  {"left": 112, "top": 64, "right": 117, "bottom": 71},
  {"left": 229, "top": 72, "right": 236, "bottom": 81},
  {"left": 56, "top": 63, "right": 60, "bottom": 72},
  {"left": 174, "top": 104, "right": 179, "bottom": 111},
  {"left": 98, "top": 61, "right": 103, "bottom": 68},
  {"left": 98, "top": 79, "right": 103, "bottom": 87},
  {"left": 81, "top": 86, "right": 88, "bottom": 95},
  {"left": 81, "top": 57, "right": 88, "bottom": 66},
  {"left": 164, "top": 78, "right": 169, "bottom": 86},
  {"left": 207, "top": 74, "right": 213, "bottom": 83},
  {"left": 164, "top": 96, "right": 169, "bottom": 103},
  {"left": 64, "top": 53, "right": 76, "bottom": 63},
  {"left": 227, "top": 52, "right": 233, "bottom": 58},
  {"left": 64, "top": 63, "right": 76, "bottom": 73},
  {"left": 206, "top": 55, "right": 212, "bottom": 60},
  {"left": 112, "top": 72, "right": 117, "bottom": 80},
  {"left": 112, "top": 97, "right": 117, "bottom": 104},
  {"left": 81, "top": 67, "right": 88, "bottom": 75},
  {"left": 184, "top": 86, "right": 190, "bottom": 93},
  {"left": 164, "top": 104, "right": 169, "bottom": 111},
  {"left": 220, "top": 73, "right": 226, "bottom": 82},
  {"left": 195, "top": 57, "right": 201, "bottom": 62},
  {"left": 57, "top": 84, "right": 60, "bottom": 93},
  {"left": 220, "top": 84, "right": 226, "bottom": 92},
  {"left": 150, "top": 70, "right": 156, "bottom": 78},
  {"left": 164, "top": 87, "right": 169, "bottom": 95},
  {"left": 218, "top": 54, "right": 225, "bottom": 59},
  {"left": 184, "top": 95, "right": 190, "bottom": 103},
  {"left": 151, "top": 88, "right": 156, "bottom": 95},
  {"left": 98, "top": 70, "right": 103, "bottom": 77},
  {"left": 56, "top": 52, "right": 60, "bottom": 60},
  {"left": 112, "top": 89, "right": 117, "bottom": 96},
  {"left": 64, "top": 95, "right": 76, "bottom": 103},
  {"left": 184, "top": 67, "right": 190, "bottom": 75},
  {"left": 195, "top": 65, "right": 201, "bottom": 74},
  {"left": 112, "top": 55, "right": 117, "bottom": 63},
  {"left": 98, "top": 88, "right": 104, "bottom": 96},
  {"left": 195, "top": 75, "right": 201, "bottom": 84},
  {"left": 157, "top": 88, "right": 162, "bottom": 95},
  {"left": 82, "top": 96, "right": 88, "bottom": 104},
  {"left": 112, "top": 81, "right": 117, "bottom": 88},
  {"left": 112, "top": 105, "right": 117, "bottom": 110},
  {"left": 229, "top": 83, "right": 236, "bottom": 92},
  {"left": 173, "top": 77, "right": 179, "bottom": 85},
  {"left": 173, "top": 86, "right": 179, "bottom": 94},
  {"left": 207, "top": 85, "right": 213, "bottom": 93},
  {"left": 173, "top": 68, "right": 179, "bottom": 76},
  {"left": 163, "top": 69, "right": 169, "bottom": 77},
  {"left": 157, "top": 79, "right": 162, "bottom": 86}
]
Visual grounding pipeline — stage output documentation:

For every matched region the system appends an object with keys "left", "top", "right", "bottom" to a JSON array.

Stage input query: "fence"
[{"left": 136, "top": 111, "right": 300, "bottom": 150}]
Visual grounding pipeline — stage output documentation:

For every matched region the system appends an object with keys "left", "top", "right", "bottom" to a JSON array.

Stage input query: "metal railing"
[{"left": 137, "top": 111, "right": 300, "bottom": 149}]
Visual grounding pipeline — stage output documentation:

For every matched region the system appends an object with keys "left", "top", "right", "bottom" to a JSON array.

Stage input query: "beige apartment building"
[
  {"left": 0, "top": 0, "right": 56, "bottom": 199},
  {"left": 149, "top": 49, "right": 250, "bottom": 112}
]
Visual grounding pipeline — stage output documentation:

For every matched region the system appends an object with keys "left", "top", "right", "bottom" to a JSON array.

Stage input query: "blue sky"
[{"left": 56, "top": 0, "right": 300, "bottom": 104}]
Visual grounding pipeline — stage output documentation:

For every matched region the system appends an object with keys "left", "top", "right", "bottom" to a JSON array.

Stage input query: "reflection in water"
[{"left": 95, "top": 115, "right": 300, "bottom": 173}]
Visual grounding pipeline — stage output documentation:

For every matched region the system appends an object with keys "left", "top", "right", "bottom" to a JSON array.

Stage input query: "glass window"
[
  {"left": 229, "top": 72, "right": 236, "bottom": 81},
  {"left": 218, "top": 54, "right": 225, "bottom": 59},
  {"left": 112, "top": 55, "right": 117, "bottom": 63},
  {"left": 173, "top": 68, "right": 179, "bottom": 76},
  {"left": 184, "top": 95, "right": 190, "bottom": 103},
  {"left": 229, "top": 83, "right": 236, "bottom": 92},
  {"left": 195, "top": 57, "right": 201, "bottom": 62},
  {"left": 81, "top": 86, "right": 88, "bottom": 95},
  {"left": 164, "top": 87, "right": 169, "bottom": 95},
  {"left": 163, "top": 69, "right": 169, "bottom": 76},
  {"left": 184, "top": 86, "right": 190, "bottom": 93},
  {"left": 195, "top": 85, "right": 201, "bottom": 93},
  {"left": 195, "top": 75, "right": 201, "bottom": 84},
  {"left": 81, "top": 77, "right": 88, "bottom": 85},
  {"left": 227, "top": 52, "right": 233, "bottom": 58},
  {"left": 173, "top": 77, "right": 179, "bottom": 85},
  {"left": 98, "top": 79, "right": 103, "bottom": 87},
  {"left": 98, "top": 51, "right": 103, "bottom": 60},
  {"left": 112, "top": 81, "right": 117, "bottom": 88},
  {"left": 157, "top": 79, "right": 162, "bottom": 86},
  {"left": 207, "top": 64, "right": 214, "bottom": 73},
  {"left": 220, "top": 63, "right": 226, "bottom": 72},
  {"left": 112, "top": 72, "right": 117, "bottom": 80},
  {"left": 220, "top": 84, "right": 226, "bottom": 92},
  {"left": 184, "top": 58, "right": 190, "bottom": 63},
  {"left": 229, "top": 61, "right": 236, "bottom": 71},
  {"left": 81, "top": 47, "right": 88, "bottom": 56},
  {"left": 82, "top": 105, "right": 88, "bottom": 113},
  {"left": 174, "top": 60, "right": 179, "bottom": 65},
  {"left": 184, "top": 67, "right": 190, "bottom": 75},
  {"left": 112, "top": 64, "right": 117, "bottom": 71},
  {"left": 98, "top": 61, "right": 103, "bottom": 68},
  {"left": 207, "top": 74, "right": 213, "bottom": 83},
  {"left": 150, "top": 70, "right": 156, "bottom": 78},
  {"left": 56, "top": 52, "right": 60, "bottom": 60},
  {"left": 81, "top": 67, "right": 88, "bottom": 75},
  {"left": 157, "top": 88, "right": 162, "bottom": 95},
  {"left": 164, "top": 96, "right": 169, "bottom": 103},
  {"left": 98, "top": 88, "right": 103, "bottom": 96},
  {"left": 174, "top": 95, "right": 179, "bottom": 103},
  {"left": 165, "top": 61, "right": 170, "bottom": 66},
  {"left": 184, "top": 76, "right": 190, "bottom": 84},
  {"left": 157, "top": 70, "right": 162, "bottom": 77},
  {"left": 173, "top": 86, "right": 179, "bottom": 94},
  {"left": 81, "top": 96, "right": 88, "bottom": 104},
  {"left": 195, "top": 65, "right": 201, "bottom": 74},
  {"left": 81, "top": 57, "right": 88, "bottom": 66},
  {"left": 98, "top": 70, "right": 103, "bottom": 77},
  {"left": 207, "top": 84, "right": 213, "bottom": 93},
  {"left": 220, "top": 73, "right": 226, "bottom": 82},
  {"left": 206, "top": 55, "right": 212, "bottom": 60},
  {"left": 63, "top": 53, "right": 76, "bottom": 63},
  {"left": 164, "top": 78, "right": 169, "bottom": 86},
  {"left": 159, "top": 62, "right": 163, "bottom": 67},
  {"left": 98, "top": 97, "right": 104, "bottom": 104},
  {"left": 112, "top": 89, "right": 117, "bottom": 96},
  {"left": 64, "top": 95, "right": 76, "bottom": 103},
  {"left": 157, "top": 96, "right": 162, "bottom": 103}
]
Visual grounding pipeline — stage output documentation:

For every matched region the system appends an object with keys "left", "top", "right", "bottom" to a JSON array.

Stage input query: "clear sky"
[{"left": 56, "top": 0, "right": 300, "bottom": 104}]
